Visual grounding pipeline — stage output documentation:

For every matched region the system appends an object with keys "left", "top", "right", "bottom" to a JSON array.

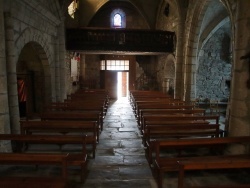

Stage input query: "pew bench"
[
  {"left": 0, "top": 134, "right": 93, "bottom": 157},
  {"left": 135, "top": 104, "right": 193, "bottom": 118},
  {"left": 189, "top": 185, "right": 250, "bottom": 188},
  {"left": 141, "top": 114, "right": 220, "bottom": 134},
  {"left": 20, "top": 120, "right": 97, "bottom": 158},
  {"left": 0, "top": 177, "right": 68, "bottom": 188},
  {"left": 144, "top": 123, "right": 220, "bottom": 163},
  {"left": 0, "top": 152, "right": 87, "bottom": 182},
  {"left": 151, "top": 136, "right": 250, "bottom": 188},
  {"left": 138, "top": 108, "right": 206, "bottom": 128},
  {"left": 178, "top": 155, "right": 250, "bottom": 188},
  {"left": 45, "top": 100, "right": 106, "bottom": 112},
  {"left": 132, "top": 100, "right": 186, "bottom": 114},
  {"left": 40, "top": 111, "right": 103, "bottom": 131},
  {"left": 65, "top": 103, "right": 106, "bottom": 120}
]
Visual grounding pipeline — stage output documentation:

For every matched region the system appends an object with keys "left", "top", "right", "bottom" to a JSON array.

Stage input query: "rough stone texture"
[
  {"left": 197, "top": 25, "right": 231, "bottom": 101},
  {"left": 229, "top": 116, "right": 250, "bottom": 136},
  {"left": 83, "top": 55, "right": 101, "bottom": 89},
  {"left": 157, "top": 54, "right": 175, "bottom": 94}
]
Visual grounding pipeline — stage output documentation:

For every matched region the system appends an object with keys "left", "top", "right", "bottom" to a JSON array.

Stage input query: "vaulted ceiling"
[{"left": 61, "top": 0, "right": 163, "bottom": 29}]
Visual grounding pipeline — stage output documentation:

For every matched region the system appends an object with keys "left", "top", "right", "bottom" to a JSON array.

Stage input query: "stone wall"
[
  {"left": 0, "top": 0, "right": 65, "bottom": 151},
  {"left": 197, "top": 24, "right": 231, "bottom": 101},
  {"left": 84, "top": 55, "right": 101, "bottom": 89},
  {"left": 157, "top": 54, "right": 175, "bottom": 94},
  {"left": 87, "top": 1, "right": 149, "bottom": 29}
]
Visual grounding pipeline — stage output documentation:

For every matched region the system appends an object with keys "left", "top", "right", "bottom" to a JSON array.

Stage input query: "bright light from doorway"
[
  {"left": 117, "top": 72, "right": 128, "bottom": 99},
  {"left": 117, "top": 72, "right": 122, "bottom": 98}
]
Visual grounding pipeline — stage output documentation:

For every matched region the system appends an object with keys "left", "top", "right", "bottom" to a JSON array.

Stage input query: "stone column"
[
  {"left": 54, "top": 34, "right": 60, "bottom": 101},
  {"left": 229, "top": 0, "right": 250, "bottom": 141},
  {"left": 58, "top": 22, "right": 66, "bottom": 101},
  {"left": 80, "top": 54, "right": 86, "bottom": 87},
  {"left": 0, "top": 0, "right": 12, "bottom": 152},
  {"left": 183, "top": 55, "right": 197, "bottom": 103},
  {"left": 175, "top": 20, "right": 185, "bottom": 100},
  {"left": 5, "top": 12, "right": 20, "bottom": 134},
  {"left": 50, "top": 63, "right": 56, "bottom": 102}
]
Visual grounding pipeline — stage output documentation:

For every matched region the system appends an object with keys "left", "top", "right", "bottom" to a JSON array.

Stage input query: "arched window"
[
  {"left": 110, "top": 9, "right": 126, "bottom": 28},
  {"left": 114, "top": 13, "right": 122, "bottom": 27}
]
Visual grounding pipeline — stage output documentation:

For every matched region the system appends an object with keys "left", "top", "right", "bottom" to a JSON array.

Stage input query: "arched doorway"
[{"left": 16, "top": 42, "right": 49, "bottom": 119}]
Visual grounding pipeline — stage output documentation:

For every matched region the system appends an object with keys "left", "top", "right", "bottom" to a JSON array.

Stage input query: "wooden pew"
[
  {"left": 133, "top": 101, "right": 186, "bottom": 117},
  {"left": 0, "top": 133, "right": 88, "bottom": 153},
  {"left": 141, "top": 114, "right": 220, "bottom": 134},
  {"left": 129, "top": 90, "right": 173, "bottom": 106},
  {"left": 138, "top": 108, "right": 206, "bottom": 127},
  {"left": 177, "top": 155, "right": 250, "bottom": 188},
  {"left": 0, "top": 152, "right": 87, "bottom": 182},
  {"left": 20, "top": 120, "right": 97, "bottom": 158},
  {"left": 135, "top": 104, "right": 194, "bottom": 122},
  {"left": 144, "top": 123, "right": 220, "bottom": 163},
  {"left": 131, "top": 98, "right": 183, "bottom": 109},
  {"left": 44, "top": 101, "right": 106, "bottom": 112},
  {"left": 151, "top": 136, "right": 250, "bottom": 188},
  {"left": 40, "top": 111, "right": 103, "bottom": 131},
  {"left": 189, "top": 185, "right": 250, "bottom": 188},
  {"left": 65, "top": 102, "right": 106, "bottom": 119},
  {"left": 0, "top": 177, "right": 68, "bottom": 188},
  {"left": 67, "top": 90, "right": 109, "bottom": 106}
]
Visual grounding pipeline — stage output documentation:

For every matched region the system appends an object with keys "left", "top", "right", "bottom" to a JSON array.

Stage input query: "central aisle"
[{"left": 82, "top": 97, "right": 157, "bottom": 188}]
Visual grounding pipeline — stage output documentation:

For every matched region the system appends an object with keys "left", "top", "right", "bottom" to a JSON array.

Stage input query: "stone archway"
[
  {"left": 8, "top": 28, "right": 53, "bottom": 133},
  {"left": 183, "top": 0, "right": 232, "bottom": 102},
  {"left": 17, "top": 42, "right": 50, "bottom": 118},
  {"left": 15, "top": 28, "right": 52, "bottom": 105}
]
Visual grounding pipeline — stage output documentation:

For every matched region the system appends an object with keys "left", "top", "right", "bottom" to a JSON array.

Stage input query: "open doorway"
[
  {"left": 17, "top": 42, "right": 50, "bottom": 119},
  {"left": 117, "top": 72, "right": 129, "bottom": 98}
]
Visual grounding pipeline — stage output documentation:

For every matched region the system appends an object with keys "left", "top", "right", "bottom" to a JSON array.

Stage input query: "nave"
[
  {"left": 0, "top": 97, "right": 250, "bottom": 188},
  {"left": 82, "top": 97, "right": 250, "bottom": 188}
]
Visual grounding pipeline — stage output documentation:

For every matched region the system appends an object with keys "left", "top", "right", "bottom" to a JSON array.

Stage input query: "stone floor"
[
  {"left": 81, "top": 97, "right": 250, "bottom": 188},
  {"left": 0, "top": 97, "right": 250, "bottom": 188}
]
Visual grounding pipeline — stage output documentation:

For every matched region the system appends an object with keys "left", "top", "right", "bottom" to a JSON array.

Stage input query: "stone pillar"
[
  {"left": 5, "top": 12, "right": 20, "bottom": 134},
  {"left": 0, "top": 0, "right": 12, "bottom": 152},
  {"left": 184, "top": 55, "right": 197, "bottom": 102},
  {"left": 227, "top": 0, "right": 250, "bottom": 153},
  {"left": 50, "top": 63, "right": 56, "bottom": 102},
  {"left": 54, "top": 34, "right": 60, "bottom": 101},
  {"left": 175, "top": 20, "right": 185, "bottom": 100},
  {"left": 80, "top": 54, "right": 86, "bottom": 87},
  {"left": 58, "top": 22, "right": 66, "bottom": 101}
]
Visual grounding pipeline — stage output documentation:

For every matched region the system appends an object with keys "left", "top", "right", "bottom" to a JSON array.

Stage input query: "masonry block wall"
[
  {"left": 197, "top": 24, "right": 231, "bottom": 101},
  {"left": 0, "top": 0, "right": 64, "bottom": 152}
]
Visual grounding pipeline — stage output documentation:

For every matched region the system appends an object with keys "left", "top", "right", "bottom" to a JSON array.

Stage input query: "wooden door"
[
  {"left": 121, "top": 72, "right": 128, "bottom": 97},
  {"left": 105, "top": 71, "right": 117, "bottom": 99}
]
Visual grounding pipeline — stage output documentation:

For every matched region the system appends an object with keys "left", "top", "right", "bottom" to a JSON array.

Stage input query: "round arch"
[
  {"left": 86, "top": 0, "right": 151, "bottom": 28},
  {"left": 183, "top": 0, "right": 232, "bottom": 101},
  {"left": 15, "top": 28, "right": 53, "bottom": 116}
]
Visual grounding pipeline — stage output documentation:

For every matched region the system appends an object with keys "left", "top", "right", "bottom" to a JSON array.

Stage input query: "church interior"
[{"left": 0, "top": 0, "right": 250, "bottom": 187}]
